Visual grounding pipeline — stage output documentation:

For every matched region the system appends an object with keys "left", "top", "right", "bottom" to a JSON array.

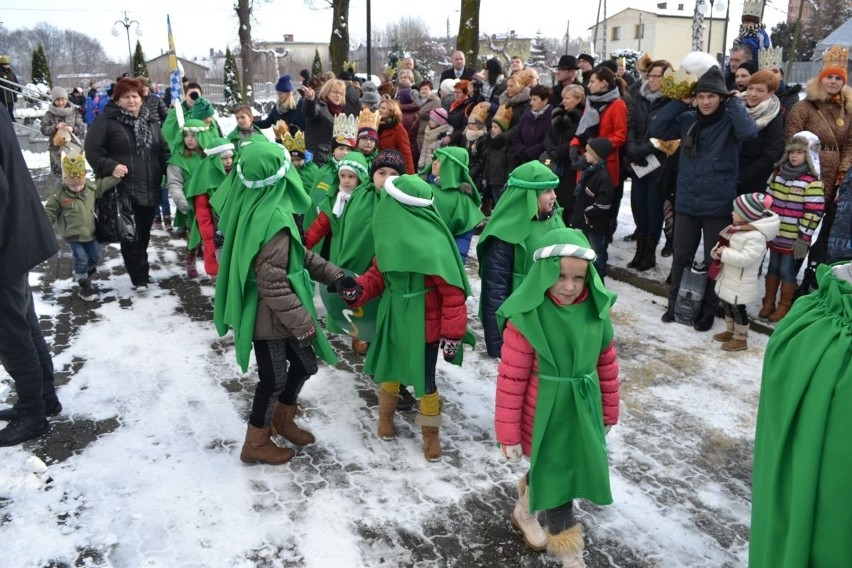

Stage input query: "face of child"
[
  {"left": 221, "top": 153, "right": 234, "bottom": 171},
  {"left": 338, "top": 170, "right": 359, "bottom": 193},
  {"left": 428, "top": 119, "right": 439, "bottom": 129},
  {"left": 372, "top": 167, "right": 399, "bottom": 191},
  {"left": 431, "top": 158, "right": 442, "bottom": 178},
  {"left": 732, "top": 210, "right": 745, "bottom": 225},
  {"left": 357, "top": 137, "right": 376, "bottom": 154},
  {"left": 537, "top": 188, "right": 556, "bottom": 215},
  {"left": 236, "top": 112, "right": 253, "bottom": 130},
  {"left": 53, "top": 97, "right": 68, "bottom": 108},
  {"left": 64, "top": 178, "right": 86, "bottom": 192},
  {"left": 490, "top": 123, "right": 502, "bottom": 137},
  {"left": 290, "top": 152, "right": 305, "bottom": 168},
  {"left": 547, "top": 256, "right": 589, "bottom": 305},
  {"left": 787, "top": 149, "right": 806, "bottom": 168},
  {"left": 333, "top": 145, "right": 351, "bottom": 160},
  {"left": 585, "top": 150, "right": 598, "bottom": 165},
  {"left": 184, "top": 131, "right": 199, "bottom": 150}
]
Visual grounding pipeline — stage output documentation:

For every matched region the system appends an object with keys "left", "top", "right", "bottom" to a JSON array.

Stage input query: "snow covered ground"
[{"left": 0, "top": 153, "right": 767, "bottom": 567}]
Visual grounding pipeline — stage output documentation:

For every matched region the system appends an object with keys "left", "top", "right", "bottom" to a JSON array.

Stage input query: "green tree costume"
[
  {"left": 750, "top": 263, "right": 852, "bottom": 568},
  {"left": 497, "top": 228, "right": 617, "bottom": 512},
  {"left": 303, "top": 156, "right": 342, "bottom": 242},
  {"left": 211, "top": 138, "right": 335, "bottom": 372},
  {"left": 365, "top": 175, "right": 471, "bottom": 397},
  {"left": 166, "top": 119, "right": 217, "bottom": 237},
  {"left": 421, "top": 146, "right": 484, "bottom": 237},
  {"left": 184, "top": 136, "right": 233, "bottom": 250}
]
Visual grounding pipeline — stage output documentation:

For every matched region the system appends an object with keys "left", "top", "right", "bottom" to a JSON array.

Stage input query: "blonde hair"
[
  {"left": 397, "top": 69, "right": 414, "bottom": 82},
  {"left": 277, "top": 90, "right": 296, "bottom": 110},
  {"left": 379, "top": 98, "right": 402, "bottom": 123},
  {"left": 562, "top": 84, "right": 586, "bottom": 105},
  {"left": 319, "top": 78, "right": 347, "bottom": 101}
]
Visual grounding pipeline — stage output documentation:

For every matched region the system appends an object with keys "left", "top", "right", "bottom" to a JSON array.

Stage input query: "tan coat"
[
  {"left": 253, "top": 231, "right": 342, "bottom": 340},
  {"left": 784, "top": 79, "right": 852, "bottom": 201}
]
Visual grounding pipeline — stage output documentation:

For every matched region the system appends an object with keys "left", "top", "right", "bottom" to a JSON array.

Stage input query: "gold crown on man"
[
  {"left": 758, "top": 46, "right": 783, "bottom": 70},
  {"left": 282, "top": 130, "right": 306, "bottom": 155},
  {"left": 61, "top": 151, "right": 87, "bottom": 181},
  {"left": 821, "top": 45, "right": 849, "bottom": 72}
]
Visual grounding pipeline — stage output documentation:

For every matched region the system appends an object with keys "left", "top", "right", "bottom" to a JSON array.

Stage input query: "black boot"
[
  {"left": 0, "top": 413, "right": 50, "bottom": 446},
  {"left": 627, "top": 234, "right": 647, "bottom": 269},
  {"left": 693, "top": 310, "right": 716, "bottom": 332},
  {"left": 397, "top": 385, "right": 417, "bottom": 411},
  {"left": 660, "top": 239, "right": 673, "bottom": 257},
  {"left": 0, "top": 401, "right": 62, "bottom": 422},
  {"left": 637, "top": 237, "right": 658, "bottom": 272}
]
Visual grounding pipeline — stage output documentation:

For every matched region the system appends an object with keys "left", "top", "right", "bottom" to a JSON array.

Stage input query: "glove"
[
  {"left": 295, "top": 324, "right": 316, "bottom": 348},
  {"left": 604, "top": 425, "right": 612, "bottom": 436},
  {"left": 213, "top": 230, "right": 224, "bottom": 249},
  {"left": 569, "top": 146, "right": 584, "bottom": 170},
  {"left": 500, "top": 443, "right": 522, "bottom": 463},
  {"left": 793, "top": 238, "right": 810, "bottom": 261},
  {"left": 337, "top": 276, "right": 362, "bottom": 303},
  {"left": 440, "top": 337, "right": 462, "bottom": 362},
  {"left": 632, "top": 155, "right": 649, "bottom": 168}
]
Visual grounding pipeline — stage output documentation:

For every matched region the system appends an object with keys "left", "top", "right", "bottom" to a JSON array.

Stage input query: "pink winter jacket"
[{"left": 494, "top": 292, "right": 620, "bottom": 456}]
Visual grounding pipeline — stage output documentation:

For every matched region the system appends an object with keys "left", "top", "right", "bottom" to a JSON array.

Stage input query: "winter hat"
[
  {"left": 733, "top": 192, "right": 774, "bottom": 222},
  {"left": 694, "top": 66, "right": 729, "bottom": 97},
  {"left": 204, "top": 137, "right": 235, "bottom": 157},
  {"left": 485, "top": 58, "right": 503, "bottom": 78},
  {"left": 371, "top": 148, "right": 406, "bottom": 176},
  {"left": 50, "top": 86, "right": 68, "bottom": 102},
  {"left": 439, "top": 78, "right": 458, "bottom": 96},
  {"left": 337, "top": 150, "right": 370, "bottom": 184},
  {"left": 578, "top": 53, "right": 595, "bottom": 66},
  {"left": 780, "top": 130, "right": 821, "bottom": 177},
  {"left": 189, "top": 96, "right": 215, "bottom": 120},
  {"left": 818, "top": 45, "right": 849, "bottom": 85},
  {"left": 680, "top": 51, "right": 719, "bottom": 79},
  {"left": 739, "top": 60, "right": 759, "bottom": 76},
  {"left": 397, "top": 87, "right": 413, "bottom": 105},
  {"left": 493, "top": 105, "right": 513, "bottom": 131},
  {"left": 600, "top": 59, "right": 618, "bottom": 73},
  {"left": 275, "top": 75, "right": 293, "bottom": 93},
  {"left": 429, "top": 107, "right": 448, "bottom": 126},
  {"left": 586, "top": 137, "right": 613, "bottom": 163},
  {"left": 359, "top": 81, "right": 381, "bottom": 108},
  {"left": 467, "top": 102, "right": 490, "bottom": 126},
  {"left": 557, "top": 55, "right": 580, "bottom": 70}
]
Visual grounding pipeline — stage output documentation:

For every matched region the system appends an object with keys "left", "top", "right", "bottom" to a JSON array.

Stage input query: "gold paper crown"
[
  {"left": 467, "top": 102, "right": 490, "bottom": 126},
  {"left": 61, "top": 150, "right": 87, "bottom": 181},
  {"left": 821, "top": 45, "right": 849, "bottom": 72},
  {"left": 357, "top": 108, "right": 380, "bottom": 132},
  {"left": 342, "top": 60, "right": 357, "bottom": 73},
  {"left": 493, "top": 104, "right": 514, "bottom": 129},
  {"left": 282, "top": 131, "right": 306, "bottom": 155},
  {"left": 272, "top": 120, "right": 289, "bottom": 141},
  {"left": 741, "top": 0, "right": 763, "bottom": 22},
  {"left": 333, "top": 113, "right": 358, "bottom": 145},
  {"left": 661, "top": 67, "right": 698, "bottom": 100},
  {"left": 758, "top": 46, "right": 783, "bottom": 70}
]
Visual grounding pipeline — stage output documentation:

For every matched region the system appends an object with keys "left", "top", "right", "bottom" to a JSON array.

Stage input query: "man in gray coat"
[{"left": 0, "top": 108, "right": 62, "bottom": 446}]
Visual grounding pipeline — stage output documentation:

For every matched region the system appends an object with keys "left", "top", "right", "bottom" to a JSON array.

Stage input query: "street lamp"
[
  {"left": 112, "top": 12, "right": 142, "bottom": 76},
  {"left": 697, "top": 0, "right": 727, "bottom": 57}
]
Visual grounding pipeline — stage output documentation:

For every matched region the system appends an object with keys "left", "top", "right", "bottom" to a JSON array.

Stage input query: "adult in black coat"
[
  {"left": 84, "top": 78, "right": 170, "bottom": 289},
  {"left": 544, "top": 84, "right": 585, "bottom": 224},
  {"left": 737, "top": 70, "right": 785, "bottom": 195},
  {"left": 0, "top": 108, "right": 61, "bottom": 446},
  {"left": 439, "top": 51, "right": 475, "bottom": 84}
]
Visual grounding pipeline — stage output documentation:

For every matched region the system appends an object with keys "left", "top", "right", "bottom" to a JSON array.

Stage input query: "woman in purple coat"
[{"left": 510, "top": 85, "right": 553, "bottom": 170}]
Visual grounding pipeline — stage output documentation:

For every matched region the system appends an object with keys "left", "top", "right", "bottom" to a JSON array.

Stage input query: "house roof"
[
  {"left": 145, "top": 53, "right": 209, "bottom": 71},
  {"left": 586, "top": 5, "right": 725, "bottom": 30}
]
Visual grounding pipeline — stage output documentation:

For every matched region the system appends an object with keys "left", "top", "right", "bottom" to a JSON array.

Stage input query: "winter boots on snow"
[
  {"left": 239, "top": 424, "right": 295, "bottom": 465},
  {"left": 511, "top": 477, "right": 548, "bottom": 551},
  {"left": 414, "top": 413, "right": 442, "bottom": 462},
  {"left": 376, "top": 386, "right": 443, "bottom": 462},
  {"left": 377, "top": 389, "right": 398, "bottom": 441},
  {"left": 270, "top": 402, "right": 315, "bottom": 446},
  {"left": 713, "top": 317, "right": 735, "bottom": 343},
  {"left": 77, "top": 277, "right": 98, "bottom": 302},
  {"left": 769, "top": 283, "right": 797, "bottom": 322},
  {"left": 714, "top": 318, "right": 749, "bottom": 351},
  {"left": 627, "top": 234, "right": 658, "bottom": 272},
  {"left": 184, "top": 248, "right": 199, "bottom": 279},
  {"left": 758, "top": 274, "right": 780, "bottom": 319},
  {"left": 547, "top": 524, "right": 587, "bottom": 568}
]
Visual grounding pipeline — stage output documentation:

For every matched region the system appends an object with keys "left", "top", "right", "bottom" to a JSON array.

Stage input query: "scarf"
[
  {"left": 575, "top": 161, "right": 607, "bottom": 197},
  {"left": 777, "top": 161, "right": 810, "bottom": 181},
  {"left": 332, "top": 189, "right": 352, "bottom": 217},
  {"left": 575, "top": 87, "right": 620, "bottom": 139},
  {"left": 48, "top": 104, "right": 74, "bottom": 119},
  {"left": 531, "top": 105, "right": 551, "bottom": 119},
  {"left": 450, "top": 96, "right": 468, "bottom": 112},
  {"left": 639, "top": 80, "right": 664, "bottom": 102},
  {"left": 113, "top": 105, "right": 153, "bottom": 155},
  {"left": 325, "top": 99, "right": 343, "bottom": 117},
  {"left": 465, "top": 127, "right": 487, "bottom": 142},
  {"left": 745, "top": 95, "right": 781, "bottom": 130},
  {"left": 682, "top": 102, "right": 726, "bottom": 158},
  {"left": 423, "top": 124, "right": 451, "bottom": 146}
]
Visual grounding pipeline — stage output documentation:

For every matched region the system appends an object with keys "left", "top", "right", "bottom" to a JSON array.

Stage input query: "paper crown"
[
  {"left": 282, "top": 130, "right": 306, "bottom": 155},
  {"left": 357, "top": 108, "right": 380, "bottom": 132},
  {"left": 758, "top": 46, "right": 783, "bottom": 70},
  {"left": 272, "top": 120, "right": 289, "bottom": 141},
  {"left": 741, "top": 0, "right": 763, "bottom": 23},
  {"left": 61, "top": 151, "right": 87, "bottom": 181},
  {"left": 493, "top": 104, "right": 514, "bottom": 130},
  {"left": 467, "top": 102, "right": 490, "bottom": 126},
  {"left": 333, "top": 113, "right": 358, "bottom": 146},
  {"left": 661, "top": 67, "right": 698, "bottom": 100},
  {"left": 821, "top": 44, "right": 849, "bottom": 73}
]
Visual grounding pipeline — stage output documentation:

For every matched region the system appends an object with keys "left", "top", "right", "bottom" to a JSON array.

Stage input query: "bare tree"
[
  {"left": 303, "top": 0, "right": 349, "bottom": 75},
  {"left": 456, "top": 0, "right": 481, "bottom": 66},
  {"left": 63, "top": 31, "right": 108, "bottom": 77}
]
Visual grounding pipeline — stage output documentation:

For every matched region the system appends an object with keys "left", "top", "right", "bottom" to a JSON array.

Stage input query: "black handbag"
[{"left": 95, "top": 187, "right": 137, "bottom": 243}]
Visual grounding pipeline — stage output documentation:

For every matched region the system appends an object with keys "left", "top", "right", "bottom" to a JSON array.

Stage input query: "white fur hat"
[
  {"left": 680, "top": 52, "right": 719, "bottom": 79},
  {"left": 782, "top": 130, "right": 821, "bottom": 178}
]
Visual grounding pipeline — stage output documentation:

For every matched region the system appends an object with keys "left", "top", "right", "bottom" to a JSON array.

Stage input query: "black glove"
[
  {"left": 337, "top": 276, "right": 362, "bottom": 303},
  {"left": 296, "top": 324, "right": 316, "bottom": 348},
  {"left": 440, "top": 337, "right": 462, "bottom": 362},
  {"left": 551, "top": 144, "right": 571, "bottom": 162},
  {"left": 632, "top": 156, "right": 649, "bottom": 167},
  {"left": 213, "top": 230, "right": 224, "bottom": 249}
]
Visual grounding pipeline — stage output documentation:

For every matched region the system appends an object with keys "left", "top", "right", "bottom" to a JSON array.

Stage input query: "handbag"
[
  {"left": 539, "top": 151, "right": 564, "bottom": 177},
  {"left": 95, "top": 186, "right": 137, "bottom": 243}
]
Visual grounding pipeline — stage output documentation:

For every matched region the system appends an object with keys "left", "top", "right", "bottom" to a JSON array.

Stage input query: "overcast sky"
[{"left": 1, "top": 0, "right": 786, "bottom": 61}]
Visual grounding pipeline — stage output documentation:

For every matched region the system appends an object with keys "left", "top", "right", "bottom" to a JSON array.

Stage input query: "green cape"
[
  {"left": 185, "top": 144, "right": 231, "bottom": 250},
  {"left": 422, "top": 146, "right": 484, "bottom": 236},
  {"left": 328, "top": 152, "right": 377, "bottom": 273}
]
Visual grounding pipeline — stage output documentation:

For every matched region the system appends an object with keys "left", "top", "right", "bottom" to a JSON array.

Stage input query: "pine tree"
[
  {"left": 527, "top": 31, "right": 547, "bottom": 68},
  {"left": 312, "top": 49, "right": 323, "bottom": 76},
  {"left": 31, "top": 45, "right": 52, "bottom": 88},
  {"left": 223, "top": 47, "right": 243, "bottom": 108},
  {"left": 132, "top": 40, "right": 149, "bottom": 78}
]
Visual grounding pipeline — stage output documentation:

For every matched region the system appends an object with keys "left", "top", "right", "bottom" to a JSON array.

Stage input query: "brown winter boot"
[
  {"left": 722, "top": 323, "right": 750, "bottom": 352},
  {"left": 713, "top": 317, "right": 735, "bottom": 342},
  {"left": 239, "top": 424, "right": 295, "bottom": 465},
  {"left": 769, "top": 283, "right": 797, "bottom": 322},
  {"left": 184, "top": 248, "right": 199, "bottom": 278},
  {"left": 759, "top": 274, "right": 781, "bottom": 318},
  {"left": 270, "top": 402, "right": 315, "bottom": 446},
  {"left": 547, "top": 524, "right": 586, "bottom": 568},
  {"left": 415, "top": 412, "right": 442, "bottom": 462},
  {"left": 377, "top": 389, "right": 398, "bottom": 440}
]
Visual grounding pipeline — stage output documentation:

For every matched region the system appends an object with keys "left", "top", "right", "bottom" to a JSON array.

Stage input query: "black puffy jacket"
[{"left": 738, "top": 110, "right": 785, "bottom": 194}]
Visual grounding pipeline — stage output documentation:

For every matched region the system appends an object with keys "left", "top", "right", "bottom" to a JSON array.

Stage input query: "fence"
[
  {"left": 786, "top": 61, "right": 822, "bottom": 85},
  {"left": 198, "top": 82, "right": 278, "bottom": 106}
]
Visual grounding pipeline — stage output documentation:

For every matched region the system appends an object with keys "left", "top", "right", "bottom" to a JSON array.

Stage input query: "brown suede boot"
[
  {"left": 377, "top": 389, "right": 398, "bottom": 440},
  {"left": 415, "top": 412, "right": 442, "bottom": 462},
  {"left": 547, "top": 524, "right": 586, "bottom": 568},
  {"left": 270, "top": 402, "right": 315, "bottom": 446},
  {"left": 239, "top": 424, "right": 295, "bottom": 465},
  {"left": 712, "top": 317, "right": 735, "bottom": 342},
  {"left": 769, "top": 283, "right": 797, "bottom": 322},
  {"left": 759, "top": 274, "right": 781, "bottom": 318},
  {"left": 511, "top": 476, "right": 547, "bottom": 551},
  {"left": 722, "top": 323, "right": 749, "bottom": 351},
  {"left": 184, "top": 248, "right": 199, "bottom": 278}
]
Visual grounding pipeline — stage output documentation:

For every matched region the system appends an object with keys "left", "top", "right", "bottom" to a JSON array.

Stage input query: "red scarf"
[{"left": 326, "top": 99, "right": 343, "bottom": 116}]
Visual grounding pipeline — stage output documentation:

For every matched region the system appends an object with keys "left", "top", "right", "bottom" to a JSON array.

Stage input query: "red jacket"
[
  {"left": 354, "top": 258, "right": 467, "bottom": 342},
  {"left": 193, "top": 194, "right": 218, "bottom": 277},
  {"left": 571, "top": 97, "right": 628, "bottom": 186},
  {"left": 378, "top": 121, "right": 416, "bottom": 174},
  {"left": 304, "top": 210, "right": 331, "bottom": 251},
  {"left": 494, "top": 292, "right": 620, "bottom": 455}
]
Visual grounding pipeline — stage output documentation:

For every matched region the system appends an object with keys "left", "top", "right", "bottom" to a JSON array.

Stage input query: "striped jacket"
[{"left": 765, "top": 170, "right": 824, "bottom": 254}]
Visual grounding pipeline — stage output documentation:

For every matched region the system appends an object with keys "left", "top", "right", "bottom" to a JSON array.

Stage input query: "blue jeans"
[
  {"left": 154, "top": 186, "right": 171, "bottom": 219},
  {"left": 767, "top": 250, "right": 797, "bottom": 284},
  {"left": 585, "top": 232, "right": 608, "bottom": 281},
  {"left": 69, "top": 240, "right": 100, "bottom": 279},
  {"left": 631, "top": 176, "right": 665, "bottom": 238}
]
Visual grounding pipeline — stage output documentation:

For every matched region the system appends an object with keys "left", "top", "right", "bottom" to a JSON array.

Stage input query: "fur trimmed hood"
[{"left": 805, "top": 78, "right": 852, "bottom": 113}]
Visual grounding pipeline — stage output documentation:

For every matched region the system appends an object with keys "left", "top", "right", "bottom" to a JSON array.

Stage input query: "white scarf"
[
  {"left": 332, "top": 190, "right": 352, "bottom": 217},
  {"left": 743, "top": 94, "right": 781, "bottom": 130}
]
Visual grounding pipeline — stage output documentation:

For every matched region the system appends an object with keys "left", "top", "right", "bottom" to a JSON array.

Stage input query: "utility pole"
[
  {"left": 638, "top": 12, "right": 643, "bottom": 51},
  {"left": 565, "top": 20, "right": 570, "bottom": 54},
  {"left": 593, "top": 0, "right": 602, "bottom": 57},
  {"left": 366, "top": 0, "right": 371, "bottom": 79},
  {"left": 602, "top": 0, "right": 608, "bottom": 57}
]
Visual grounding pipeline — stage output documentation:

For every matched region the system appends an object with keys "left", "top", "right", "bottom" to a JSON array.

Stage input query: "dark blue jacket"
[
  {"left": 254, "top": 98, "right": 305, "bottom": 133},
  {"left": 650, "top": 97, "right": 757, "bottom": 218}
]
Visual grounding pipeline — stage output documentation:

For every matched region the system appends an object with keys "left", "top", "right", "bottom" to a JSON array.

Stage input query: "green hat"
[
  {"left": 506, "top": 160, "right": 559, "bottom": 190},
  {"left": 337, "top": 151, "right": 370, "bottom": 185},
  {"left": 204, "top": 136, "right": 235, "bottom": 157},
  {"left": 384, "top": 174, "right": 434, "bottom": 206},
  {"left": 189, "top": 96, "right": 215, "bottom": 120},
  {"left": 430, "top": 146, "right": 480, "bottom": 204}
]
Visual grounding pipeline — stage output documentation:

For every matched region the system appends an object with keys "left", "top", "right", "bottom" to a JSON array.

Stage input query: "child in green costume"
[
  {"left": 338, "top": 174, "right": 471, "bottom": 462},
  {"left": 282, "top": 130, "right": 319, "bottom": 198},
  {"left": 477, "top": 161, "right": 565, "bottom": 358},
  {"left": 495, "top": 227, "right": 619, "bottom": 565},
  {"left": 211, "top": 138, "right": 345, "bottom": 466},
  {"left": 226, "top": 105, "right": 263, "bottom": 153}
]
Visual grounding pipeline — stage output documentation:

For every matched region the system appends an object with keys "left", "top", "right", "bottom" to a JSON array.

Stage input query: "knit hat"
[
  {"left": 439, "top": 78, "right": 458, "bottom": 96},
  {"left": 371, "top": 149, "right": 406, "bottom": 176},
  {"left": 493, "top": 105, "right": 513, "bottom": 131},
  {"left": 359, "top": 81, "right": 381, "bottom": 108},
  {"left": 779, "top": 130, "right": 821, "bottom": 177},
  {"left": 600, "top": 59, "right": 618, "bottom": 73},
  {"left": 467, "top": 102, "right": 490, "bottom": 126},
  {"left": 189, "top": 96, "right": 215, "bottom": 120},
  {"left": 693, "top": 65, "right": 729, "bottom": 96},
  {"left": 578, "top": 53, "right": 595, "bottom": 66},
  {"left": 397, "top": 87, "right": 413, "bottom": 104},
  {"left": 557, "top": 55, "right": 580, "bottom": 70},
  {"left": 818, "top": 45, "right": 849, "bottom": 85},
  {"left": 204, "top": 137, "right": 235, "bottom": 157},
  {"left": 337, "top": 150, "right": 370, "bottom": 184},
  {"left": 275, "top": 75, "right": 293, "bottom": 93},
  {"left": 50, "top": 86, "right": 68, "bottom": 102},
  {"left": 429, "top": 107, "right": 448, "bottom": 126},
  {"left": 680, "top": 51, "right": 719, "bottom": 79},
  {"left": 733, "top": 192, "right": 773, "bottom": 222},
  {"left": 586, "top": 137, "right": 613, "bottom": 163}
]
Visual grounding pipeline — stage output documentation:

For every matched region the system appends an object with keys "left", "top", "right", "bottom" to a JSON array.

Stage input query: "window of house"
[
  {"left": 612, "top": 26, "right": 621, "bottom": 40},
  {"left": 634, "top": 23, "right": 644, "bottom": 39}
]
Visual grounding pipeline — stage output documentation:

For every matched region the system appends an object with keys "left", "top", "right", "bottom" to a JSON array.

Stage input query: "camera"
[{"left": 189, "top": 91, "right": 200, "bottom": 101}]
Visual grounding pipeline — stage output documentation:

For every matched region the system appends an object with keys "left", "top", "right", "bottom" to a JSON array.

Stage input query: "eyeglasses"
[{"left": 648, "top": 74, "right": 664, "bottom": 79}]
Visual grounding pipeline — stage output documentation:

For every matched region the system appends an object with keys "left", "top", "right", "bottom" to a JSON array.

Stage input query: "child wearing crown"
[
  {"left": 44, "top": 152, "right": 120, "bottom": 301},
  {"left": 355, "top": 108, "right": 380, "bottom": 168},
  {"left": 283, "top": 130, "right": 320, "bottom": 194}
]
